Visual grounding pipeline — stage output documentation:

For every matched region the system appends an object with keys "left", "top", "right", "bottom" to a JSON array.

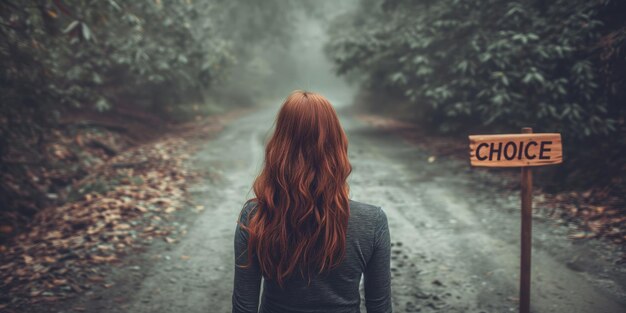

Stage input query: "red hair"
[{"left": 239, "top": 90, "right": 352, "bottom": 287}]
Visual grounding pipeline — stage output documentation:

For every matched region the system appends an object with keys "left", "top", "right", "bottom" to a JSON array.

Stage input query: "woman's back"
[
  {"left": 232, "top": 199, "right": 392, "bottom": 313},
  {"left": 231, "top": 91, "right": 392, "bottom": 313}
]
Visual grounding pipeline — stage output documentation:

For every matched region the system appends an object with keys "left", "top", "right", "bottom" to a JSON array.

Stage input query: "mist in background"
[{"left": 217, "top": 1, "right": 358, "bottom": 108}]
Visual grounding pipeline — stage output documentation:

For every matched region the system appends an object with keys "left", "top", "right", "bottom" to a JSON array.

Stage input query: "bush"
[
  {"left": 327, "top": 0, "right": 624, "bottom": 138},
  {"left": 326, "top": 0, "right": 626, "bottom": 191},
  {"left": 0, "top": 1, "right": 236, "bottom": 113}
]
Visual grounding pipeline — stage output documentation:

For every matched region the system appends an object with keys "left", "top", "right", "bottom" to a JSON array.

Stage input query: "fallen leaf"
[
  {"left": 0, "top": 225, "right": 13, "bottom": 234},
  {"left": 569, "top": 232, "right": 591, "bottom": 239},
  {"left": 23, "top": 255, "right": 34, "bottom": 265},
  {"left": 164, "top": 237, "right": 176, "bottom": 243},
  {"left": 87, "top": 275, "right": 104, "bottom": 282},
  {"left": 91, "top": 255, "right": 118, "bottom": 263}
]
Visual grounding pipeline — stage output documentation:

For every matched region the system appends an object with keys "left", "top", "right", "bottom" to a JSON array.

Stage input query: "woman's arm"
[
  {"left": 364, "top": 207, "right": 392, "bottom": 313},
  {"left": 232, "top": 205, "right": 262, "bottom": 313}
]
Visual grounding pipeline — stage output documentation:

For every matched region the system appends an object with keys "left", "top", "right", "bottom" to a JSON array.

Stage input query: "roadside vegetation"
[
  {"left": 0, "top": 0, "right": 313, "bottom": 237},
  {"left": 326, "top": 0, "right": 626, "bottom": 245}
]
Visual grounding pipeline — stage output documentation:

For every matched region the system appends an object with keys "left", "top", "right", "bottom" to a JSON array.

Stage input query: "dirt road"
[{"left": 32, "top": 102, "right": 625, "bottom": 313}]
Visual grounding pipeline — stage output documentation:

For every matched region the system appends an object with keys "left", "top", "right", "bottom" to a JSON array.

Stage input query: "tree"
[{"left": 326, "top": 0, "right": 626, "bottom": 189}]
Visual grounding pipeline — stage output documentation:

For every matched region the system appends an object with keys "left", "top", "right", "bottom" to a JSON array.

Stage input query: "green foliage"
[
  {"left": 0, "top": 0, "right": 310, "bottom": 218},
  {"left": 0, "top": 0, "right": 234, "bottom": 113},
  {"left": 0, "top": 0, "right": 311, "bottom": 116},
  {"left": 326, "top": 0, "right": 625, "bottom": 139},
  {"left": 0, "top": 0, "right": 310, "bottom": 165}
]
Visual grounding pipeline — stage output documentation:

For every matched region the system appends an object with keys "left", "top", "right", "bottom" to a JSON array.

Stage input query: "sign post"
[
  {"left": 469, "top": 127, "right": 562, "bottom": 313},
  {"left": 519, "top": 127, "right": 533, "bottom": 313}
]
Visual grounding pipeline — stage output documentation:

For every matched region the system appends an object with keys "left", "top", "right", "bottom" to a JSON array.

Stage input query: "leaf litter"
[{"left": 0, "top": 111, "right": 244, "bottom": 309}]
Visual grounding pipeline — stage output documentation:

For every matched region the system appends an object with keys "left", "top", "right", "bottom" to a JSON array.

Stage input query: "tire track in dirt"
[{"left": 344, "top": 114, "right": 626, "bottom": 313}]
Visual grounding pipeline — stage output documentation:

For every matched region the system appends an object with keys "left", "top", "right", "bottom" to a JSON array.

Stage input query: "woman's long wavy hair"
[{"left": 239, "top": 90, "right": 352, "bottom": 287}]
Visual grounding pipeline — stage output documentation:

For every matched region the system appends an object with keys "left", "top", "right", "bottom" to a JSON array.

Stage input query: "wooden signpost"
[{"left": 468, "top": 128, "right": 562, "bottom": 313}]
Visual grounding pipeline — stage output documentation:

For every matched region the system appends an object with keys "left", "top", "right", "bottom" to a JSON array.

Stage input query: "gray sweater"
[{"left": 232, "top": 200, "right": 392, "bottom": 313}]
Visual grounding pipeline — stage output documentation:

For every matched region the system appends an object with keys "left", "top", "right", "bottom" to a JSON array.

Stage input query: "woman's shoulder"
[
  {"left": 348, "top": 199, "right": 386, "bottom": 223},
  {"left": 238, "top": 199, "right": 259, "bottom": 224},
  {"left": 349, "top": 199, "right": 382, "bottom": 212}
]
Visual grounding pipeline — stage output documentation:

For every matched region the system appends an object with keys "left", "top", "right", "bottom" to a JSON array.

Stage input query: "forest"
[
  {"left": 0, "top": 0, "right": 319, "bottom": 232},
  {"left": 326, "top": 0, "right": 625, "bottom": 193}
]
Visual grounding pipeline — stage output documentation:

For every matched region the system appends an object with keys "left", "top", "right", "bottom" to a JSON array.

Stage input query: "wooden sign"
[
  {"left": 469, "top": 133, "right": 562, "bottom": 167},
  {"left": 468, "top": 128, "right": 563, "bottom": 313}
]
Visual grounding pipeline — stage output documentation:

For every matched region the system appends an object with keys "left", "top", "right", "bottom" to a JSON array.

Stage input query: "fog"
[
  {"left": 216, "top": 1, "right": 358, "bottom": 109},
  {"left": 280, "top": 12, "right": 356, "bottom": 107}
]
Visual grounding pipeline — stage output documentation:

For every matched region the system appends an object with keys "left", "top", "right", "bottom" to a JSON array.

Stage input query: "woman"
[{"left": 232, "top": 90, "right": 392, "bottom": 313}]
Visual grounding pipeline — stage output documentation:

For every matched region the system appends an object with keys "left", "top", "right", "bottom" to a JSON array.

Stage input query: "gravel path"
[{"left": 28, "top": 103, "right": 626, "bottom": 313}]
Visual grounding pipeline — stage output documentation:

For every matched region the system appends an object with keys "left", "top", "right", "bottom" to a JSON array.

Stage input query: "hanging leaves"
[{"left": 325, "top": 0, "right": 624, "bottom": 139}]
